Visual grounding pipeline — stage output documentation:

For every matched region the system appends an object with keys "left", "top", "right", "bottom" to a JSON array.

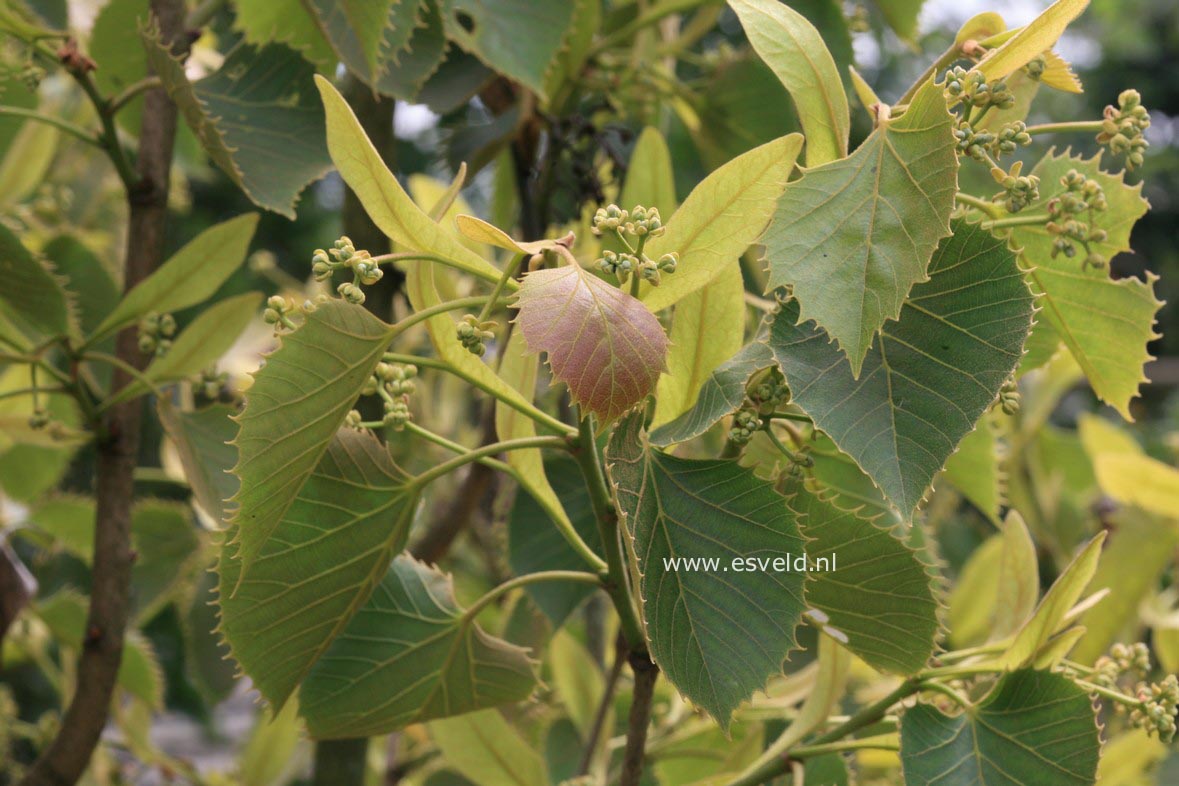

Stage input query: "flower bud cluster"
[
  {"left": 457, "top": 314, "right": 497, "bottom": 357},
  {"left": 312, "top": 236, "right": 384, "bottom": 305},
  {"left": 1131, "top": 675, "right": 1179, "bottom": 742},
  {"left": 1046, "top": 169, "right": 1108, "bottom": 268},
  {"left": 997, "top": 377, "right": 1021, "bottom": 415},
  {"left": 137, "top": 311, "right": 176, "bottom": 357},
  {"left": 593, "top": 204, "right": 677, "bottom": 289},
  {"left": 955, "top": 121, "right": 1032, "bottom": 166},
  {"left": 1098, "top": 89, "right": 1150, "bottom": 171},
  {"left": 728, "top": 407, "right": 762, "bottom": 446},
  {"left": 262, "top": 295, "right": 301, "bottom": 334},
  {"left": 944, "top": 67, "right": 1015, "bottom": 110},
  {"left": 197, "top": 367, "right": 229, "bottom": 399},
  {"left": 363, "top": 362, "right": 418, "bottom": 430},
  {"left": 748, "top": 367, "right": 791, "bottom": 414},
  {"left": 984, "top": 158, "right": 1040, "bottom": 214}
]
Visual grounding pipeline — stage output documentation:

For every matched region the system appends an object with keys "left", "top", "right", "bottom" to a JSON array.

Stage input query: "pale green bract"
[
  {"left": 606, "top": 414, "right": 807, "bottom": 729},
  {"left": 90, "top": 214, "right": 259, "bottom": 345},
  {"left": 763, "top": 79, "right": 958, "bottom": 376}
]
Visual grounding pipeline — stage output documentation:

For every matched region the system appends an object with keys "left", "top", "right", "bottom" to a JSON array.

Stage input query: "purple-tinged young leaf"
[{"left": 513, "top": 265, "right": 669, "bottom": 422}]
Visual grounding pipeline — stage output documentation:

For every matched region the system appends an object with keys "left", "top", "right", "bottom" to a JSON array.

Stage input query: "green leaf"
[
  {"left": 874, "top": 0, "right": 924, "bottom": 41},
  {"left": 514, "top": 262, "right": 670, "bottom": 423},
  {"left": 769, "top": 220, "right": 1034, "bottom": 517},
  {"left": 219, "top": 427, "right": 417, "bottom": 709},
  {"left": 36, "top": 590, "right": 165, "bottom": 708},
  {"left": 440, "top": 0, "right": 575, "bottom": 99},
  {"left": 230, "top": 299, "right": 393, "bottom": 579},
  {"left": 1072, "top": 512, "right": 1179, "bottom": 664},
  {"left": 90, "top": 0, "right": 151, "bottom": 134},
  {"left": 727, "top": 0, "right": 849, "bottom": 165},
  {"left": 993, "top": 532, "right": 1105, "bottom": 669},
  {"left": 299, "top": 556, "right": 536, "bottom": 738},
  {"left": 304, "top": 0, "right": 410, "bottom": 82},
  {"left": 942, "top": 412, "right": 1003, "bottom": 522},
  {"left": 90, "top": 214, "right": 258, "bottom": 344},
  {"left": 900, "top": 669, "right": 1100, "bottom": 786},
  {"left": 689, "top": 54, "right": 801, "bottom": 170},
  {"left": 641, "top": 134, "right": 804, "bottom": 313},
  {"left": 238, "top": 700, "right": 307, "bottom": 786},
  {"left": 763, "top": 79, "right": 958, "bottom": 375},
  {"left": 315, "top": 75, "right": 505, "bottom": 285},
  {"left": 304, "top": 0, "right": 446, "bottom": 99},
  {"left": 973, "top": 0, "right": 1089, "bottom": 83},
  {"left": 43, "top": 236, "right": 118, "bottom": 340},
  {"left": 804, "top": 434, "right": 900, "bottom": 525},
  {"left": 508, "top": 455, "right": 603, "bottom": 624},
  {"left": 430, "top": 709, "right": 548, "bottom": 786},
  {"left": 234, "top": 0, "right": 334, "bottom": 67},
  {"left": 621, "top": 127, "right": 676, "bottom": 214},
  {"left": 0, "top": 112, "right": 58, "bottom": 208},
  {"left": 548, "top": 630, "right": 602, "bottom": 737},
  {"left": 789, "top": 487, "right": 939, "bottom": 674},
  {"left": 652, "top": 265, "right": 746, "bottom": 428},
  {"left": 28, "top": 497, "right": 202, "bottom": 620},
  {"left": 0, "top": 223, "right": 71, "bottom": 339},
  {"left": 157, "top": 401, "right": 240, "bottom": 524},
  {"left": 606, "top": 414, "right": 806, "bottom": 728},
  {"left": 107, "top": 292, "right": 261, "bottom": 406},
  {"left": 144, "top": 34, "right": 332, "bottom": 218},
  {"left": 649, "top": 339, "right": 774, "bottom": 448},
  {"left": 1002, "top": 149, "right": 1157, "bottom": 419},
  {"left": 948, "top": 511, "right": 1039, "bottom": 648},
  {"left": 497, "top": 330, "right": 590, "bottom": 580}
]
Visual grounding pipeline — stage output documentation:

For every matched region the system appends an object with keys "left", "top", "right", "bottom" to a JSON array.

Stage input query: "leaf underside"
[
  {"left": 788, "top": 486, "right": 940, "bottom": 674},
  {"left": 219, "top": 427, "right": 416, "bottom": 710},
  {"left": 230, "top": 299, "right": 392, "bottom": 579},
  {"left": 1003, "top": 148, "right": 1158, "bottom": 420},
  {"left": 606, "top": 414, "right": 807, "bottom": 728},
  {"left": 648, "top": 337, "right": 773, "bottom": 447},
  {"left": 0, "top": 223, "right": 72, "bottom": 340},
  {"left": 763, "top": 79, "right": 959, "bottom": 375},
  {"left": 900, "top": 669, "right": 1100, "bottom": 786},
  {"left": 769, "top": 219, "right": 1034, "bottom": 517},
  {"left": 299, "top": 555, "right": 536, "bottom": 739},
  {"left": 145, "top": 34, "right": 332, "bottom": 217},
  {"left": 514, "top": 265, "right": 669, "bottom": 423}
]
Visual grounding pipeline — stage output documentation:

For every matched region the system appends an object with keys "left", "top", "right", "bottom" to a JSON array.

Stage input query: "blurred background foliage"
[{"left": 0, "top": 0, "right": 1176, "bottom": 783}]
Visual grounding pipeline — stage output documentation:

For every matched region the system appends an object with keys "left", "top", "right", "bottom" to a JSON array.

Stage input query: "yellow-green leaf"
[
  {"left": 91, "top": 214, "right": 259, "bottom": 345},
  {"left": 315, "top": 75, "right": 506, "bottom": 286},
  {"left": 641, "top": 134, "right": 804, "bottom": 313},
  {"left": 993, "top": 532, "right": 1105, "bottom": 668},
  {"left": 107, "top": 293, "right": 260, "bottom": 406},
  {"left": 974, "top": 0, "right": 1089, "bottom": 82},
  {"left": 652, "top": 266, "right": 745, "bottom": 428},
  {"left": 727, "top": 0, "right": 848, "bottom": 165},
  {"left": 430, "top": 709, "right": 547, "bottom": 786},
  {"left": 1003, "top": 149, "right": 1158, "bottom": 420}
]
